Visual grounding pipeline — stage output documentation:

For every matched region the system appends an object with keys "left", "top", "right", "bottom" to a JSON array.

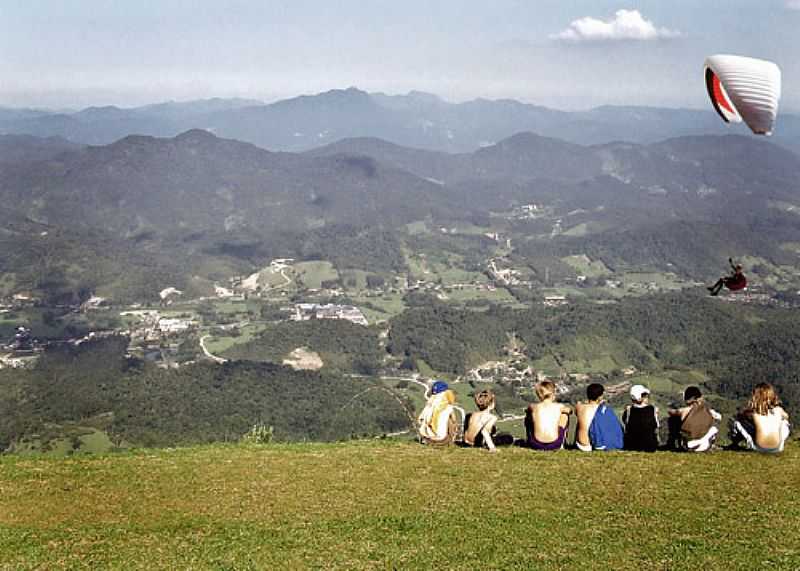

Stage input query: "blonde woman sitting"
[{"left": 729, "top": 383, "right": 791, "bottom": 453}]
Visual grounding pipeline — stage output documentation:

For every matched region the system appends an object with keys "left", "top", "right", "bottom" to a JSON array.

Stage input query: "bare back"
[
  {"left": 575, "top": 401, "right": 600, "bottom": 447},
  {"left": 530, "top": 400, "right": 570, "bottom": 443},
  {"left": 753, "top": 406, "right": 789, "bottom": 449},
  {"left": 464, "top": 410, "right": 497, "bottom": 446}
]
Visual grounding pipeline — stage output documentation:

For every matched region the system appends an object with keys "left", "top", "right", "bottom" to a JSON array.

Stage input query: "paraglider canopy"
[{"left": 704, "top": 54, "right": 781, "bottom": 136}]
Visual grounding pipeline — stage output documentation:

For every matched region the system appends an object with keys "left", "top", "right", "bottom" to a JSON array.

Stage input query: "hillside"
[{"left": 1, "top": 441, "right": 799, "bottom": 569}]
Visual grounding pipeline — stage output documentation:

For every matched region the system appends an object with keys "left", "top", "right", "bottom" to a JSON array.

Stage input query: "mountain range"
[
  {"left": 2, "top": 88, "right": 799, "bottom": 155},
  {"left": 1, "top": 125, "right": 800, "bottom": 302}
]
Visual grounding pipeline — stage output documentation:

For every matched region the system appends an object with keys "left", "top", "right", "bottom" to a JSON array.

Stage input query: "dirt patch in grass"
[{"left": 282, "top": 347, "right": 324, "bottom": 370}]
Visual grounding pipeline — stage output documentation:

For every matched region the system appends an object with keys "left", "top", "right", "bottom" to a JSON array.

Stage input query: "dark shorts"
[{"left": 530, "top": 426, "right": 567, "bottom": 451}]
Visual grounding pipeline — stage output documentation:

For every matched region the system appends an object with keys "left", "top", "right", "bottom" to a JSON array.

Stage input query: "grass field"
[
  {"left": 202, "top": 323, "right": 265, "bottom": 354},
  {"left": 351, "top": 293, "right": 406, "bottom": 323},
  {"left": 294, "top": 261, "right": 339, "bottom": 290},
  {"left": 561, "top": 254, "right": 611, "bottom": 277},
  {"left": 1, "top": 441, "right": 798, "bottom": 569}
]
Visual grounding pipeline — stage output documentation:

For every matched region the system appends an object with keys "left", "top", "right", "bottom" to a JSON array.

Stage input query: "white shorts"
[{"left": 686, "top": 426, "right": 718, "bottom": 452}]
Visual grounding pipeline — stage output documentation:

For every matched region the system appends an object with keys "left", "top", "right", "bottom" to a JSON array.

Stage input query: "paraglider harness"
[
  {"left": 708, "top": 258, "right": 747, "bottom": 296},
  {"left": 723, "top": 259, "right": 747, "bottom": 292}
]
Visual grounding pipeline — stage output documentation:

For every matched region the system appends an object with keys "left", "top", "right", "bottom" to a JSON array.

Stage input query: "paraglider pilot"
[{"left": 708, "top": 258, "right": 747, "bottom": 296}]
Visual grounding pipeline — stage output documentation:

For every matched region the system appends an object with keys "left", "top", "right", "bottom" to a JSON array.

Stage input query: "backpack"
[
  {"left": 588, "top": 404, "right": 624, "bottom": 450},
  {"left": 681, "top": 402, "right": 715, "bottom": 440}
]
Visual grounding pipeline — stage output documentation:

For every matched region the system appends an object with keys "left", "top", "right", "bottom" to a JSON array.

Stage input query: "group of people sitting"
[{"left": 417, "top": 379, "right": 791, "bottom": 454}]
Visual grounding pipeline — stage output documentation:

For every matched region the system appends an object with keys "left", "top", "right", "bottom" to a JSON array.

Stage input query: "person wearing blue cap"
[{"left": 417, "top": 380, "right": 458, "bottom": 445}]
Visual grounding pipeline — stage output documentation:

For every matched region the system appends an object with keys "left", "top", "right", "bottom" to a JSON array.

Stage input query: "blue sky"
[{"left": 1, "top": 0, "right": 798, "bottom": 110}]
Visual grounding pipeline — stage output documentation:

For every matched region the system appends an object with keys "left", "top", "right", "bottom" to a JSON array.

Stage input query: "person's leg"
[
  {"left": 525, "top": 410, "right": 534, "bottom": 444},
  {"left": 708, "top": 278, "right": 723, "bottom": 294},
  {"left": 728, "top": 414, "right": 755, "bottom": 448},
  {"left": 687, "top": 426, "right": 718, "bottom": 452},
  {"left": 445, "top": 413, "right": 458, "bottom": 444},
  {"left": 666, "top": 415, "right": 682, "bottom": 450}
]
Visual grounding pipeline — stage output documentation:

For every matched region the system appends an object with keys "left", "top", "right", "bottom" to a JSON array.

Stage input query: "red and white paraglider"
[{"left": 704, "top": 54, "right": 781, "bottom": 136}]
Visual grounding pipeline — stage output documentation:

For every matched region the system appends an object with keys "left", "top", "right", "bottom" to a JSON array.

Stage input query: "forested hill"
[
  {"left": 388, "top": 293, "right": 800, "bottom": 406},
  {"left": 3, "top": 129, "right": 799, "bottom": 303},
  {"left": 3, "top": 293, "right": 800, "bottom": 452}
]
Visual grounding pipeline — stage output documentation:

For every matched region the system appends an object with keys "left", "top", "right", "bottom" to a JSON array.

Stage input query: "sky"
[{"left": 1, "top": 0, "right": 798, "bottom": 111}]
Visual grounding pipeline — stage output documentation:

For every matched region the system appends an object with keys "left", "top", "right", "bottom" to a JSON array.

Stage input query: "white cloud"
[
  {"left": 551, "top": 9, "right": 681, "bottom": 42},
  {"left": 786, "top": 0, "right": 800, "bottom": 10}
]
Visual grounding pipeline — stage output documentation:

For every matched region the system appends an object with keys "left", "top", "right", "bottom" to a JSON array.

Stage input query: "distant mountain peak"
[
  {"left": 175, "top": 128, "right": 218, "bottom": 142},
  {"left": 494, "top": 131, "right": 580, "bottom": 149},
  {"left": 319, "top": 87, "right": 371, "bottom": 101}
]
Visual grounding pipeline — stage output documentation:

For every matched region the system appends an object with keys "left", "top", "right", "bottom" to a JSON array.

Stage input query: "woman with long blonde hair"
[{"left": 729, "top": 383, "right": 790, "bottom": 453}]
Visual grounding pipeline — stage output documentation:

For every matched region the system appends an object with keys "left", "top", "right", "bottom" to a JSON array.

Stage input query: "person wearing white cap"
[{"left": 621, "top": 384, "right": 660, "bottom": 452}]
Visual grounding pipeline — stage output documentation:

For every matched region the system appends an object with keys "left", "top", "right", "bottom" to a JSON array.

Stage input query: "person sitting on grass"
[
  {"left": 574, "top": 383, "right": 603, "bottom": 452},
  {"left": 668, "top": 386, "right": 721, "bottom": 452},
  {"left": 463, "top": 389, "right": 514, "bottom": 453},
  {"left": 707, "top": 258, "right": 747, "bottom": 296},
  {"left": 621, "top": 384, "right": 660, "bottom": 452},
  {"left": 418, "top": 380, "right": 458, "bottom": 446},
  {"left": 728, "top": 382, "right": 791, "bottom": 453},
  {"left": 526, "top": 380, "right": 572, "bottom": 451}
]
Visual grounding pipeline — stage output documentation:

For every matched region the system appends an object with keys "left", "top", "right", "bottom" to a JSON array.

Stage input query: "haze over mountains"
[{"left": 2, "top": 88, "right": 800, "bottom": 155}]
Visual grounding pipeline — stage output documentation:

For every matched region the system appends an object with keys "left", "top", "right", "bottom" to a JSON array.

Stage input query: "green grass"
[
  {"left": 444, "top": 287, "right": 517, "bottom": 305},
  {"left": 10, "top": 427, "right": 118, "bottom": 456},
  {"left": 352, "top": 293, "right": 406, "bottom": 323},
  {"left": 295, "top": 261, "right": 339, "bottom": 290},
  {"left": 562, "top": 222, "right": 590, "bottom": 237},
  {"left": 258, "top": 267, "right": 291, "bottom": 288},
  {"left": 561, "top": 254, "right": 611, "bottom": 277},
  {"left": 203, "top": 324, "right": 265, "bottom": 354},
  {"left": 1, "top": 441, "right": 799, "bottom": 569}
]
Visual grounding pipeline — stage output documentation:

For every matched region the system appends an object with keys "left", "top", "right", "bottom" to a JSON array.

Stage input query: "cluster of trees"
[
  {"left": 388, "top": 292, "right": 800, "bottom": 410},
  {"left": 388, "top": 301, "right": 509, "bottom": 373},
  {"left": 298, "top": 225, "right": 406, "bottom": 273},
  {"left": 222, "top": 319, "right": 386, "bottom": 374},
  {"left": 0, "top": 337, "right": 409, "bottom": 450}
]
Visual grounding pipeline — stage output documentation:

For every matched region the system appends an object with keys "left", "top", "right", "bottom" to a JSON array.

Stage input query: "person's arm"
[
  {"left": 710, "top": 408, "right": 722, "bottom": 421},
  {"left": 479, "top": 415, "right": 498, "bottom": 452},
  {"left": 729, "top": 257, "right": 737, "bottom": 272},
  {"left": 481, "top": 426, "right": 497, "bottom": 453},
  {"left": 667, "top": 407, "right": 683, "bottom": 417},
  {"left": 561, "top": 404, "right": 573, "bottom": 415},
  {"left": 653, "top": 406, "right": 661, "bottom": 428}
]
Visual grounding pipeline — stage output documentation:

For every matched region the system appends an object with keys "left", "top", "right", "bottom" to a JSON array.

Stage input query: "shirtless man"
[
  {"left": 574, "top": 383, "right": 604, "bottom": 451},
  {"left": 526, "top": 380, "right": 571, "bottom": 451}
]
